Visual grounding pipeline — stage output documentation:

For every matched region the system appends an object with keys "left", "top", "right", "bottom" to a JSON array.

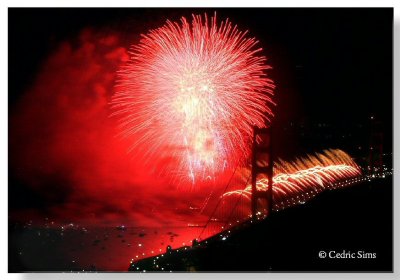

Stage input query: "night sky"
[
  {"left": 8, "top": 8, "right": 393, "bottom": 218},
  {"left": 8, "top": 8, "right": 393, "bottom": 272},
  {"left": 9, "top": 8, "right": 393, "bottom": 118}
]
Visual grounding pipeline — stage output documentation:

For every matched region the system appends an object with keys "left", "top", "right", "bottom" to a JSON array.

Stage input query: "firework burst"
[
  {"left": 223, "top": 149, "right": 362, "bottom": 210},
  {"left": 112, "top": 13, "right": 275, "bottom": 184}
]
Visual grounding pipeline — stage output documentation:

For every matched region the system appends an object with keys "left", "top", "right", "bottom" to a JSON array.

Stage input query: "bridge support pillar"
[
  {"left": 368, "top": 116, "right": 384, "bottom": 175},
  {"left": 251, "top": 126, "right": 273, "bottom": 221}
]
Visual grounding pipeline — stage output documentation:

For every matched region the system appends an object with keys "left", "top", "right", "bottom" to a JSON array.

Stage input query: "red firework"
[{"left": 112, "top": 14, "right": 275, "bottom": 184}]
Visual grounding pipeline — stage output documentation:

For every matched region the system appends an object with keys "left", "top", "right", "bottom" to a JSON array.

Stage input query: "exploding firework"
[
  {"left": 223, "top": 149, "right": 361, "bottom": 211},
  {"left": 112, "top": 13, "right": 275, "bottom": 184}
]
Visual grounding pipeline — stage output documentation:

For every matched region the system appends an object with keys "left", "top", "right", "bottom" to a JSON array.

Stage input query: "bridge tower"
[
  {"left": 251, "top": 126, "right": 273, "bottom": 220},
  {"left": 368, "top": 116, "right": 384, "bottom": 175}
]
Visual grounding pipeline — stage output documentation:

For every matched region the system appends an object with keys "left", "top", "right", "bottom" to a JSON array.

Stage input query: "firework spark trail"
[
  {"left": 112, "top": 13, "right": 275, "bottom": 184},
  {"left": 222, "top": 149, "right": 361, "bottom": 211}
]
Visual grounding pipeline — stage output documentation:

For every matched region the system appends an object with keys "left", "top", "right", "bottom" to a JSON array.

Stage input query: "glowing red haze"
[
  {"left": 9, "top": 30, "right": 210, "bottom": 226},
  {"left": 112, "top": 14, "right": 275, "bottom": 185}
]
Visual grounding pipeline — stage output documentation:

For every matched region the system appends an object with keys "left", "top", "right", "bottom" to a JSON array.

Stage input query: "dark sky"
[
  {"left": 8, "top": 8, "right": 393, "bottom": 214},
  {"left": 9, "top": 8, "right": 393, "bottom": 150},
  {"left": 9, "top": 8, "right": 393, "bottom": 117}
]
